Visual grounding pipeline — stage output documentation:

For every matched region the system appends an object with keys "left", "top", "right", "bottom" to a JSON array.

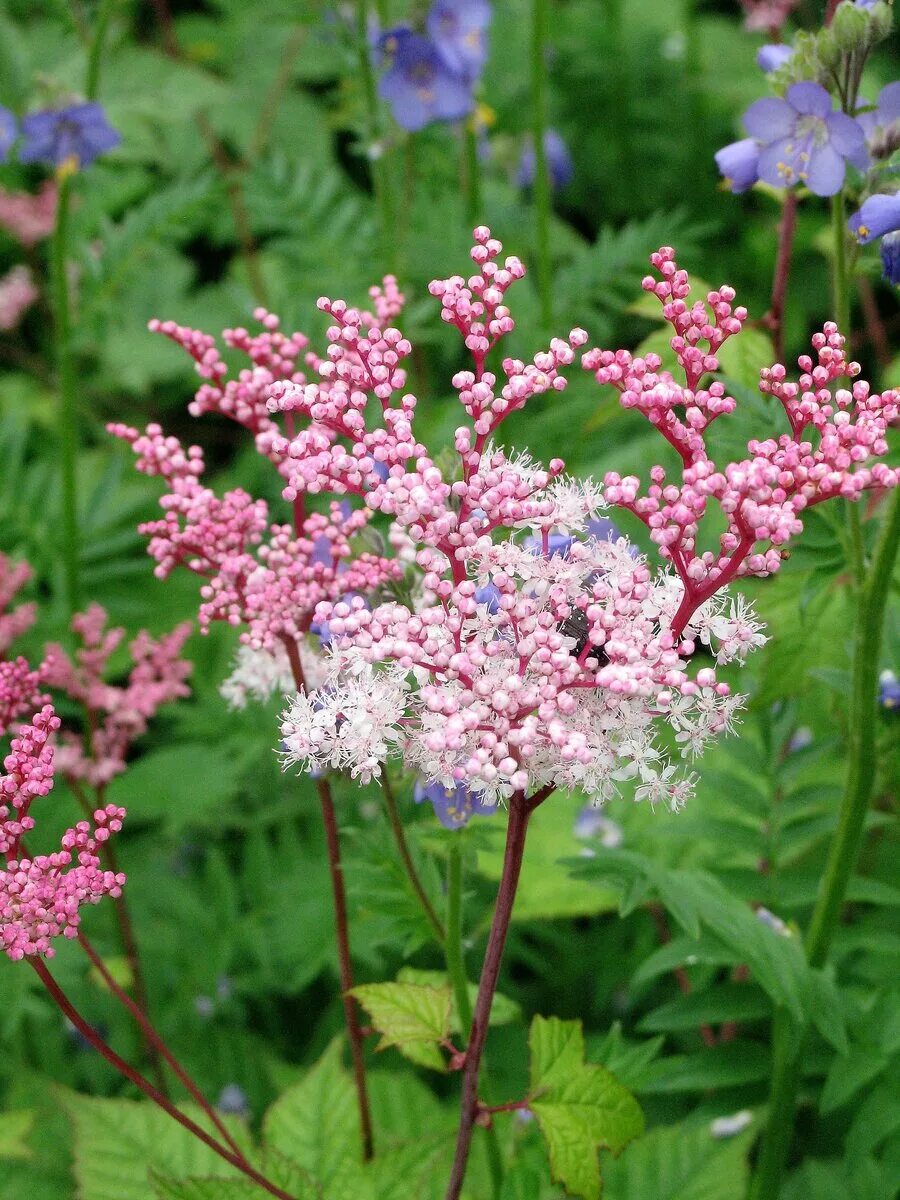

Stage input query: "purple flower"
[
  {"left": 848, "top": 193, "right": 900, "bottom": 283},
  {"left": 474, "top": 583, "right": 501, "bottom": 613},
  {"left": 879, "top": 670, "right": 900, "bottom": 710},
  {"left": 414, "top": 778, "right": 494, "bottom": 829},
  {"left": 517, "top": 130, "right": 574, "bottom": 190},
  {"left": 744, "top": 82, "right": 868, "bottom": 196},
  {"left": 714, "top": 137, "right": 761, "bottom": 194},
  {"left": 217, "top": 1084, "right": 249, "bottom": 1118},
  {"left": 757, "top": 44, "right": 794, "bottom": 73},
  {"left": 855, "top": 0, "right": 879, "bottom": 8},
  {"left": 19, "top": 103, "right": 120, "bottom": 169},
  {"left": 857, "top": 81, "right": 900, "bottom": 143},
  {"left": 0, "top": 107, "right": 16, "bottom": 164},
  {"left": 310, "top": 592, "right": 367, "bottom": 646},
  {"left": 427, "top": 0, "right": 490, "bottom": 81},
  {"left": 378, "top": 29, "right": 474, "bottom": 131}
]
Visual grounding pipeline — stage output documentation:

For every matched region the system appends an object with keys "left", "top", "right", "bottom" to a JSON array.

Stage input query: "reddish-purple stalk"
[
  {"left": 30, "top": 958, "right": 299, "bottom": 1200},
  {"left": 764, "top": 191, "right": 798, "bottom": 364},
  {"left": 77, "top": 932, "right": 245, "bottom": 1163},
  {"left": 68, "top": 774, "right": 168, "bottom": 1097},
  {"left": 444, "top": 784, "right": 554, "bottom": 1200},
  {"left": 282, "top": 635, "right": 375, "bottom": 1162}
]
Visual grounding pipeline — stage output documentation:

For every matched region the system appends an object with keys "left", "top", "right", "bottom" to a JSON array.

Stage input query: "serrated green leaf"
[
  {"left": 263, "top": 1040, "right": 360, "bottom": 1188},
  {"left": 0, "top": 1109, "right": 34, "bottom": 1161},
  {"left": 350, "top": 982, "right": 452, "bottom": 1056},
  {"left": 396, "top": 967, "right": 521, "bottom": 1031},
  {"left": 529, "top": 1016, "right": 644, "bottom": 1200}
]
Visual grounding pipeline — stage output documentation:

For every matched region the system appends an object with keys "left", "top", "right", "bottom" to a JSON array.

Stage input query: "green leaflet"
[
  {"left": 528, "top": 1016, "right": 644, "bottom": 1200},
  {"left": 350, "top": 981, "right": 452, "bottom": 1057}
]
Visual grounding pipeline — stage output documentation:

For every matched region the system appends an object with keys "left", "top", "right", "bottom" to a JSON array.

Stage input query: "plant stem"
[
  {"left": 282, "top": 637, "right": 374, "bottom": 1161},
  {"left": 380, "top": 773, "right": 445, "bottom": 945},
  {"left": 748, "top": 488, "right": 900, "bottom": 1200},
  {"left": 444, "top": 792, "right": 534, "bottom": 1200},
  {"left": 531, "top": 0, "right": 552, "bottom": 326},
  {"left": 355, "top": 0, "right": 395, "bottom": 270},
  {"left": 831, "top": 191, "right": 865, "bottom": 586},
  {"left": 85, "top": 0, "right": 115, "bottom": 100},
  {"left": 463, "top": 121, "right": 481, "bottom": 229},
  {"left": 767, "top": 191, "right": 798, "bottom": 364},
  {"left": 30, "top": 960, "right": 298, "bottom": 1200},
  {"left": 78, "top": 933, "right": 245, "bottom": 1162},
  {"left": 445, "top": 841, "right": 504, "bottom": 1198},
  {"left": 52, "top": 171, "right": 80, "bottom": 615}
]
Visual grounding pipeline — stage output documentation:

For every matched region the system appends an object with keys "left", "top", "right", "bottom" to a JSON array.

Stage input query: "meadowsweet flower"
[
  {"left": 743, "top": 82, "right": 868, "bottom": 195},
  {"left": 0, "top": 705, "right": 126, "bottom": 960},
  {"left": 0, "top": 266, "right": 38, "bottom": 332},
  {"left": 848, "top": 193, "right": 900, "bottom": 283},
  {"left": 378, "top": 29, "right": 474, "bottom": 131},
  {"left": 19, "top": 103, "right": 120, "bottom": 169},
  {"left": 0, "top": 107, "right": 16, "bottom": 163},
  {"left": 517, "top": 130, "right": 574, "bottom": 189},
  {"left": 738, "top": 0, "right": 801, "bottom": 34},
  {"left": 414, "top": 778, "right": 496, "bottom": 829},
  {"left": 42, "top": 605, "right": 192, "bottom": 786},
  {"left": 0, "top": 555, "right": 36, "bottom": 655},
  {"left": 0, "top": 181, "right": 57, "bottom": 246},
  {"left": 879, "top": 670, "right": 900, "bottom": 710},
  {"left": 714, "top": 138, "right": 761, "bottom": 194},
  {"left": 427, "top": 0, "right": 491, "bottom": 80},
  {"left": 756, "top": 43, "right": 794, "bottom": 72}
]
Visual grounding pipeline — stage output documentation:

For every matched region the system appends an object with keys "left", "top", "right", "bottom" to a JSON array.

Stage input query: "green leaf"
[
  {"left": 602, "top": 1120, "right": 755, "bottom": 1200},
  {"left": 529, "top": 1016, "right": 644, "bottom": 1200},
  {"left": 396, "top": 967, "right": 521, "bottom": 1031},
  {"left": 263, "top": 1040, "right": 360, "bottom": 1189},
  {"left": 0, "top": 1110, "right": 34, "bottom": 1160},
  {"left": 349, "top": 982, "right": 452, "bottom": 1055},
  {"left": 638, "top": 984, "right": 771, "bottom": 1034},
  {"left": 106, "top": 744, "right": 243, "bottom": 832},
  {"left": 64, "top": 1094, "right": 248, "bottom": 1200},
  {"left": 637, "top": 1042, "right": 770, "bottom": 1094},
  {"left": 716, "top": 326, "right": 775, "bottom": 390}
]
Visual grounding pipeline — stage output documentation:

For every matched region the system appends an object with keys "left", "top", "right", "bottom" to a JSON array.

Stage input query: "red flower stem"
[
  {"left": 765, "top": 190, "right": 798, "bottom": 364},
  {"left": 77, "top": 932, "right": 245, "bottom": 1163},
  {"left": 29, "top": 959, "right": 298, "bottom": 1200},
  {"left": 444, "top": 784, "right": 553, "bottom": 1200},
  {"left": 68, "top": 775, "right": 168, "bottom": 1097},
  {"left": 282, "top": 635, "right": 375, "bottom": 1161}
]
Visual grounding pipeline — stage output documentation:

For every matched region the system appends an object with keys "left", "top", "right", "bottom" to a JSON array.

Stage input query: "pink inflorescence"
[
  {"left": 584, "top": 247, "right": 898, "bottom": 636},
  {"left": 0, "top": 555, "right": 37, "bottom": 655},
  {"left": 42, "top": 604, "right": 192, "bottom": 787},
  {"left": 0, "top": 704, "right": 126, "bottom": 960},
  {"left": 0, "top": 181, "right": 58, "bottom": 247}
]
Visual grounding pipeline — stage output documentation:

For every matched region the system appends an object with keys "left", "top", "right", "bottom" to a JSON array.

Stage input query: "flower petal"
[
  {"left": 875, "top": 80, "right": 900, "bottom": 126},
  {"left": 805, "top": 143, "right": 846, "bottom": 196},
  {"left": 756, "top": 137, "right": 794, "bottom": 188},
  {"left": 824, "top": 110, "right": 867, "bottom": 158},
  {"left": 786, "top": 81, "right": 832, "bottom": 119},
  {"left": 742, "top": 97, "right": 794, "bottom": 141},
  {"left": 848, "top": 193, "right": 900, "bottom": 243}
]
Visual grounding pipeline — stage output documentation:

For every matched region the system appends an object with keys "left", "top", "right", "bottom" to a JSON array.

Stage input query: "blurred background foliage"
[{"left": 0, "top": 1, "right": 897, "bottom": 1197}]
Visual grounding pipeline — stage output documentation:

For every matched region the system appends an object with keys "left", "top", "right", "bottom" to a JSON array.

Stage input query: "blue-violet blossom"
[
  {"left": 0, "top": 107, "right": 16, "bottom": 163},
  {"left": 413, "top": 778, "right": 494, "bottom": 829},
  {"left": 19, "top": 103, "right": 120, "bottom": 169},
  {"left": 517, "top": 129, "right": 574, "bottom": 190},
  {"left": 378, "top": 29, "right": 474, "bottom": 131},
  {"left": 427, "top": 0, "right": 491, "bottom": 80},
  {"left": 848, "top": 193, "right": 900, "bottom": 284}
]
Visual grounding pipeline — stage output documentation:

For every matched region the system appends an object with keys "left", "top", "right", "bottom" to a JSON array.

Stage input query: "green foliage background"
[{"left": 0, "top": 0, "right": 897, "bottom": 1197}]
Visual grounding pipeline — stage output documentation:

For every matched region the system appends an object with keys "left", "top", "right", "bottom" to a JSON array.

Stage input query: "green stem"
[
  {"left": 463, "top": 121, "right": 481, "bottom": 230},
  {"left": 52, "top": 172, "right": 80, "bottom": 615},
  {"left": 531, "top": 0, "right": 552, "bottom": 326},
  {"left": 748, "top": 489, "right": 900, "bottom": 1200},
  {"left": 85, "top": 0, "right": 115, "bottom": 100},
  {"left": 832, "top": 191, "right": 865, "bottom": 585},
  {"left": 380, "top": 775, "right": 445, "bottom": 945},
  {"left": 356, "top": 0, "right": 395, "bottom": 270}
]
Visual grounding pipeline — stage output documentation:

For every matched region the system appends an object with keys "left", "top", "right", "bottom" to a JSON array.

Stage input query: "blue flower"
[
  {"left": 743, "top": 82, "right": 868, "bottom": 196},
  {"left": 217, "top": 1084, "right": 249, "bottom": 1118},
  {"left": 879, "top": 670, "right": 900, "bottom": 710},
  {"left": 586, "top": 515, "right": 639, "bottom": 559},
  {"left": 714, "top": 137, "right": 761, "bottom": 194},
  {"left": 474, "top": 583, "right": 502, "bottom": 613},
  {"left": 427, "top": 0, "right": 490, "bottom": 81},
  {"left": 857, "top": 81, "right": 900, "bottom": 144},
  {"left": 310, "top": 592, "right": 367, "bottom": 647},
  {"left": 414, "top": 778, "right": 494, "bottom": 829},
  {"left": 19, "top": 103, "right": 120, "bottom": 169},
  {"left": 848, "top": 193, "right": 900, "bottom": 283},
  {"left": 756, "top": 44, "right": 794, "bottom": 73},
  {"left": 378, "top": 29, "right": 474, "bottom": 131},
  {"left": 0, "top": 107, "right": 16, "bottom": 163},
  {"left": 517, "top": 130, "right": 574, "bottom": 190}
]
